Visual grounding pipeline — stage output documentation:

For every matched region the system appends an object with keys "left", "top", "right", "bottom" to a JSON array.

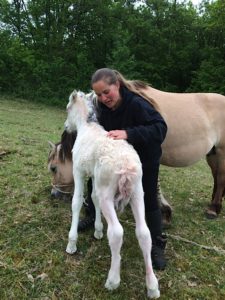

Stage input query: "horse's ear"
[
  {"left": 48, "top": 141, "right": 56, "bottom": 150},
  {"left": 72, "top": 90, "right": 77, "bottom": 102}
]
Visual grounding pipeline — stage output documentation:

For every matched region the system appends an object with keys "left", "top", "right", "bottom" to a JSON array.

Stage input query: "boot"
[
  {"left": 78, "top": 179, "right": 95, "bottom": 232},
  {"left": 151, "top": 233, "right": 167, "bottom": 270},
  {"left": 145, "top": 209, "right": 167, "bottom": 270}
]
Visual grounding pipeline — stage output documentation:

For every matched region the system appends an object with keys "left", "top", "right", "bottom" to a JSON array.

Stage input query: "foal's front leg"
[{"left": 66, "top": 172, "right": 84, "bottom": 254}]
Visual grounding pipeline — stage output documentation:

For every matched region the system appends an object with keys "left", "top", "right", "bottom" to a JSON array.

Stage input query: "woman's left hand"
[{"left": 107, "top": 130, "right": 128, "bottom": 140}]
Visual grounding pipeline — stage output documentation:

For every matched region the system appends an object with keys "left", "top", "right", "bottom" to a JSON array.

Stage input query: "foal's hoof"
[
  {"left": 94, "top": 230, "right": 103, "bottom": 240},
  {"left": 147, "top": 288, "right": 160, "bottom": 299},
  {"left": 66, "top": 241, "right": 77, "bottom": 254},
  {"left": 205, "top": 209, "right": 218, "bottom": 219},
  {"left": 105, "top": 279, "right": 120, "bottom": 290}
]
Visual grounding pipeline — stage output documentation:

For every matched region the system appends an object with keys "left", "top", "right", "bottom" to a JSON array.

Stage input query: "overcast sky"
[
  {"left": 190, "top": 0, "right": 201, "bottom": 5},
  {"left": 178, "top": 0, "right": 201, "bottom": 5}
]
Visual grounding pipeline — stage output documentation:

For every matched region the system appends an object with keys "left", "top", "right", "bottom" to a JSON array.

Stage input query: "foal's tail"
[{"left": 115, "top": 165, "right": 140, "bottom": 212}]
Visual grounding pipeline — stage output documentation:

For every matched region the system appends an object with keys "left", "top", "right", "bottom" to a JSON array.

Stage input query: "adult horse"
[
  {"left": 141, "top": 86, "right": 225, "bottom": 218},
  {"left": 49, "top": 87, "right": 225, "bottom": 219},
  {"left": 48, "top": 130, "right": 76, "bottom": 200}
]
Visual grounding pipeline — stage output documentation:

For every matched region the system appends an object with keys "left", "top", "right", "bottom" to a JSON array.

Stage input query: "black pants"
[{"left": 142, "top": 164, "right": 160, "bottom": 213}]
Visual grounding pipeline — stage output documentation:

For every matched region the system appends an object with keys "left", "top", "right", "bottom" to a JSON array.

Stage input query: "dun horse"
[
  {"left": 48, "top": 130, "right": 76, "bottom": 200},
  {"left": 49, "top": 86, "right": 225, "bottom": 219}
]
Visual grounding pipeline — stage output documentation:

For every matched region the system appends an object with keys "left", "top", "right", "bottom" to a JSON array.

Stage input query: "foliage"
[{"left": 0, "top": 0, "right": 225, "bottom": 105}]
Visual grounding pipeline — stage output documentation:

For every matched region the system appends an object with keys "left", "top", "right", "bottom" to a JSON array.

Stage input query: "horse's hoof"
[
  {"left": 162, "top": 219, "right": 171, "bottom": 229},
  {"left": 94, "top": 230, "right": 103, "bottom": 240},
  {"left": 161, "top": 206, "right": 172, "bottom": 229},
  {"left": 105, "top": 278, "right": 120, "bottom": 290},
  {"left": 205, "top": 210, "right": 218, "bottom": 219},
  {"left": 147, "top": 288, "right": 160, "bottom": 299},
  {"left": 66, "top": 240, "right": 77, "bottom": 254}
]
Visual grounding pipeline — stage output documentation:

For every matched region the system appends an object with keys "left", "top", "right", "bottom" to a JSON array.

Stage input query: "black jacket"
[{"left": 97, "top": 86, "right": 167, "bottom": 168}]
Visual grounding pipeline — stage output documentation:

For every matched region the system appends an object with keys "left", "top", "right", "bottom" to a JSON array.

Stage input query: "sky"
[
  {"left": 190, "top": 0, "right": 202, "bottom": 5},
  {"left": 178, "top": 0, "right": 202, "bottom": 5}
]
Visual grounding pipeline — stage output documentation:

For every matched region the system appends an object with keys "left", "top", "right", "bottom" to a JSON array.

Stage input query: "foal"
[{"left": 65, "top": 90, "right": 160, "bottom": 298}]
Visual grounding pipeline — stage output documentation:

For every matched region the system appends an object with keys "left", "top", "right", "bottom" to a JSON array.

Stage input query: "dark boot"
[
  {"left": 78, "top": 214, "right": 95, "bottom": 231},
  {"left": 151, "top": 233, "right": 167, "bottom": 270},
  {"left": 78, "top": 179, "right": 95, "bottom": 232},
  {"left": 145, "top": 209, "right": 167, "bottom": 270}
]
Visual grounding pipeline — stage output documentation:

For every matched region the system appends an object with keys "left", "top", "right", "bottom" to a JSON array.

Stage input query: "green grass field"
[{"left": 0, "top": 96, "right": 225, "bottom": 300}]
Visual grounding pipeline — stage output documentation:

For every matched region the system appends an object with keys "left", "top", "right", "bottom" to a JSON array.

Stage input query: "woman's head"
[
  {"left": 91, "top": 68, "right": 118, "bottom": 86},
  {"left": 91, "top": 68, "right": 160, "bottom": 111},
  {"left": 91, "top": 68, "right": 122, "bottom": 110}
]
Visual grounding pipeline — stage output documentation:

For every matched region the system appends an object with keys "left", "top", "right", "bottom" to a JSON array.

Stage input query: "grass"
[{"left": 0, "top": 95, "right": 225, "bottom": 300}]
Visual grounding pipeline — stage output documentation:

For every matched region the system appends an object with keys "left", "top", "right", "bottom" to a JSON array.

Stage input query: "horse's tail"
[{"left": 115, "top": 165, "right": 139, "bottom": 212}]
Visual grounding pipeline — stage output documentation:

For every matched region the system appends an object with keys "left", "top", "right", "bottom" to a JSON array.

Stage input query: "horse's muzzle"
[{"left": 51, "top": 188, "right": 60, "bottom": 198}]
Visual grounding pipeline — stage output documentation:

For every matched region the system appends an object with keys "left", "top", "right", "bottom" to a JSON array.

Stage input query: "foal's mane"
[{"left": 59, "top": 130, "right": 77, "bottom": 162}]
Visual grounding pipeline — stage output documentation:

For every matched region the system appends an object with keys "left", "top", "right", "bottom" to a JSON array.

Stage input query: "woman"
[{"left": 81, "top": 68, "right": 167, "bottom": 270}]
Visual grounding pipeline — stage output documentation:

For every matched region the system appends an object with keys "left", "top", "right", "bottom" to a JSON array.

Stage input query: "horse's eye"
[{"left": 50, "top": 166, "right": 57, "bottom": 173}]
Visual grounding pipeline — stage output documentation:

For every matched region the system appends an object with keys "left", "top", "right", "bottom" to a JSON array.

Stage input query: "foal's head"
[
  {"left": 65, "top": 90, "right": 88, "bottom": 132},
  {"left": 48, "top": 130, "right": 76, "bottom": 199},
  {"left": 65, "top": 90, "right": 98, "bottom": 132}
]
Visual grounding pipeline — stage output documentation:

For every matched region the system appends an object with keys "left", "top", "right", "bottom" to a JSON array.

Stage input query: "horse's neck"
[
  {"left": 74, "top": 113, "right": 88, "bottom": 131},
  {"left": 77, "top": 122, "right": 105, "bottom": 142}
]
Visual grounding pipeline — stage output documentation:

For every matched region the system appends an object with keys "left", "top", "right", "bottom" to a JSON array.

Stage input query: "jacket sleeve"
[{"left": 126, "top": 98, "right": 167, "bottom": 146}]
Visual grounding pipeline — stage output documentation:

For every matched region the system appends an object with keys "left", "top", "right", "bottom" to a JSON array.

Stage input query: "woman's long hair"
[{"left": 91, "top": 68, "right": 159, "bottom": 111}]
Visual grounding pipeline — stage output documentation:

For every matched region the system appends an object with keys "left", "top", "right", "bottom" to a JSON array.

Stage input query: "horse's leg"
[
  {"left": 157, "top": 179, "right": 172, "bottom": 228},
  {"left": 206, "top": 149, "right": 225, "bottom": 218},
  {"left": 66, "top": 171, "right": 84, "bottom": 254},
  {"left": 131, "top": 181, "right": 160, "bottom": 299},
  {"left": 91, "top": 178, "right": 103, "bottom": 240},
  {"left": 98, "top": 189, "right": 123, "bottom": 291}
]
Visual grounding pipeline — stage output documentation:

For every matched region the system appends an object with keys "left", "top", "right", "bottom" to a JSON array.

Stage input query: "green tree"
[{"left": 190, "top": 0, "right": 225, "bottom": 92}]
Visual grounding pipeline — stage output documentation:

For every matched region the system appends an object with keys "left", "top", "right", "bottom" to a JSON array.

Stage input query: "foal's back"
[{"left": 73, "top": 122, "right": 142, "bottom": 187}]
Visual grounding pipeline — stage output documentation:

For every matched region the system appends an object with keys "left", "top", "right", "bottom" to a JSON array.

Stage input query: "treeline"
[{"left": 0, "top": 0, "right": 225, "bottom": 105}]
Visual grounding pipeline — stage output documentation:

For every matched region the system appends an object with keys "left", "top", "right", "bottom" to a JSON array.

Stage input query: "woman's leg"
[
  {"left": 142, "top": 165, "right": 167, "bottom": 270},
  {"left": 78, "top": 178, "right": 96, "bottom": 231}
]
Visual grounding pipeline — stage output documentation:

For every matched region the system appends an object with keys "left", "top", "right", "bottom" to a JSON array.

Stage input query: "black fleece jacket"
[{"left": 97, "top": 86, "right": 167, "bottom": 168}]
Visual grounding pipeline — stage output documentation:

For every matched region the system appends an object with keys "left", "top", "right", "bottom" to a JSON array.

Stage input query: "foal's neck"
[{"left": 74, "top": 112, "right": 89, "bottom": 132}]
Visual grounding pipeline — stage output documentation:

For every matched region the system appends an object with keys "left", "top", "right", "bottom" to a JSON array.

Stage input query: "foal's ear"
[{"left": 48, "top": 141, "right": 56, "bottom": 150}]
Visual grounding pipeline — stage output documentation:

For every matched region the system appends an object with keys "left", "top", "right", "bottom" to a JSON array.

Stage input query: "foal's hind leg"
[
  {"left": 130, "top": 181, "right": 160, "bottom": 299},
  {"left": 91, "top": 178, "right": 103, "bottom": 240},
  {"left": 206, "top": 148, "right": 225, "bottom": 218},
  {"left": 98, "top": 189, "right": 123, "bottom": 291}
]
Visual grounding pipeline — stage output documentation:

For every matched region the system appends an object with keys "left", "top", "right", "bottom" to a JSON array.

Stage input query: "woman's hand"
[{"left": 107, "top": 130, "right": 128, "bottom": 140}]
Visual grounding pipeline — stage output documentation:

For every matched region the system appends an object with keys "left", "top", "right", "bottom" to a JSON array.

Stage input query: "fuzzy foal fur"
[{"left": 64, "top": 90, "right": 160, "bottom": 299}]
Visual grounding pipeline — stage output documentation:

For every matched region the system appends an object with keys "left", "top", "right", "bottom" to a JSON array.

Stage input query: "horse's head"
[
  {"left": 48, "top": 130, "right": 76, "bottom": 200},
  {"left": 65, "top": 90, "right": 88, "bottom": 132},
  {"left": 65, "top": 90, "right": 98, "bottom": 132}
]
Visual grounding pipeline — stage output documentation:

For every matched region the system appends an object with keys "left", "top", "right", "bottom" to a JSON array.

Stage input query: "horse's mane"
[{"left": 59, "top": 130, "right": 77, "bottom": 162}]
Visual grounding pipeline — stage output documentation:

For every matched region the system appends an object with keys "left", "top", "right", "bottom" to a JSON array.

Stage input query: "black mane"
[{"left": 59, "top": 130, "right": 77, "bottom": 162}]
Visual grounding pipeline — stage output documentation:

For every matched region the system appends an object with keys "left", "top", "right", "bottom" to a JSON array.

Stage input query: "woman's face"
[{"left": 92, "top": 80, "right": 121, "bottom": 110}]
